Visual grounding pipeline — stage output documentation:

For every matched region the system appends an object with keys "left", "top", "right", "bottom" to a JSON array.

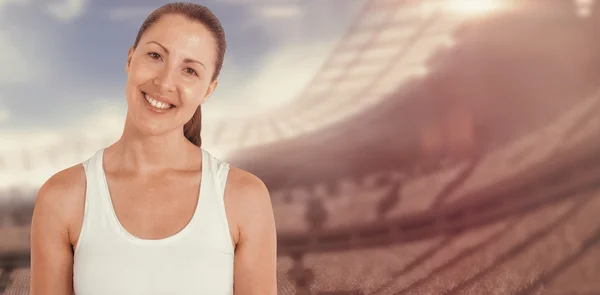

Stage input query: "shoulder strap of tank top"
[
  {"left": 82, "top": 150, "right": 94, "bottom": 174},
  {"left": 217, "top": 162, "right": 230, "bottom": 196},
  {"left": 202, "top": 148, "right": 230, "bottom": 198},
  {"left": 200, "top": 148, "right": 233, "bottom": 252},
  {"left": 74, "top": 149, "right": 104, "bottom": 252}
]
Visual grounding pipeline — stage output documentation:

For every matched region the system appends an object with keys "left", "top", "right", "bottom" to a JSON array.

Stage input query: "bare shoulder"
[
  {"left": 36, "top": 163, "right": 86, "bottom": 214},
  {"left": 223, "top": 166, "right": 275, "bottom": 242},
  {"left": 225, "top": 166, "right": 270, "bottom": 198},
  {"left": 30, "top": 163, "right": 86, "bottom": 294},
  {"left": 225, "top": 166, "right": 278, "bottom": 294},
  {"left": 224, "top": 166, "right": 273, "bottom": 216},
  {"left": 33, "top": 163, "right": 86, "bottom": 240}
]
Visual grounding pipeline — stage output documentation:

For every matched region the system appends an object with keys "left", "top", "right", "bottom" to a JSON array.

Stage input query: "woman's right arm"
[{"left": 30, "top": 165, "right": 85, "bottom": 295}]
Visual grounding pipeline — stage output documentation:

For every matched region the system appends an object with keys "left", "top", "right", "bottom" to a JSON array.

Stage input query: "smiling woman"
[{"left": 29, "top": 2, "right": 278, "bottom": 295}]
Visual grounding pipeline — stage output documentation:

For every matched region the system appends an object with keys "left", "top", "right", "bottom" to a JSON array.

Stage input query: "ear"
[
  {"left": 201, "top": 80, "right": 219, "bottom": 104},
  {"left": 125, "top": 46, "right": 135, "bottom": 74}
]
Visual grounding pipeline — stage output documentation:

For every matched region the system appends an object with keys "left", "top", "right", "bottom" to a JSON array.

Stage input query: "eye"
[
  {"left": 184, "top": 68, "right": 198, "bottom": 76},
  {"left": 148, "top": 52, "right": 162, "bottom": 60}
]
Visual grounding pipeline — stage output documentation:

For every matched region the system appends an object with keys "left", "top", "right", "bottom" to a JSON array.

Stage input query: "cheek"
[
  {"left": 129, "top": 57, "right": 157, "bottom": 84},
  {"left": 180, "top": 85, "right": 207, "bottom": 107}
]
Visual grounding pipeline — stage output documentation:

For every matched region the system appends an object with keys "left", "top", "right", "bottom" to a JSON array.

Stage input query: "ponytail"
[{"left": 184, "top": 106, "right": 202, "bottom": 146}]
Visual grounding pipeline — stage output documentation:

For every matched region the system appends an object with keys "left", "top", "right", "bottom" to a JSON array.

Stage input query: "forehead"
[{"left": 140, "top": 14, "right": 217, "bottom": 62}]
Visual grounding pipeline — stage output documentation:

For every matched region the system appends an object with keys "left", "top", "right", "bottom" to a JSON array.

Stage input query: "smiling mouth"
[{"left": 142, "top": 91, "right": 174, "bottom": 110}]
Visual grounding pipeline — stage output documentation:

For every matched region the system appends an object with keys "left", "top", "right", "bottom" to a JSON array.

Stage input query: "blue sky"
[
  {"left": 0, "top": 0, "right": 368, "bottom": 191},
  {"left": 0, "top": 0, "right": 365, "bottom": 130}
]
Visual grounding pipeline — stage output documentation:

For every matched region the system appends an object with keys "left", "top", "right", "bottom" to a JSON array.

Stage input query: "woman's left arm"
[{"left": 231, "top": 170, "right": 278, "bottom": 295}]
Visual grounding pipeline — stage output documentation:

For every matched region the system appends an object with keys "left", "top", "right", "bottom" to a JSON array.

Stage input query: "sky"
[
  {"left": 0, "top": 0, "right": 366, "bottom": 136},
  {"left": 0, "top": 0, "right": 368, "bottom": 189}
]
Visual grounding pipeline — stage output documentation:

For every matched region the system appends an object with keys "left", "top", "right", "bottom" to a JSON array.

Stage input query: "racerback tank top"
[{"left": 73, "top": 148, "right": 234, "bottom": 295}]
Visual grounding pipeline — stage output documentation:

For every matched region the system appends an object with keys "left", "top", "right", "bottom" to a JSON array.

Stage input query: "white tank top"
[{"left": 73, "top": 148, "right": 234, "bottom": 295}]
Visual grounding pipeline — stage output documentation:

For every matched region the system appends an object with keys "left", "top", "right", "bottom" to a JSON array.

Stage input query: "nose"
[{"left": 153, "top": 67, "right": 176, "bottom": 92}]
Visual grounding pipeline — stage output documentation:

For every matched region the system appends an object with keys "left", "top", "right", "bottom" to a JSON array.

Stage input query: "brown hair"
[{"left": 133, "top": 2, "right": 226, "bottom": 147}]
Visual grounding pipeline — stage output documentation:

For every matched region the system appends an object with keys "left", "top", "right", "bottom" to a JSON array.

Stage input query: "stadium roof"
[{"left": 201, "top": 0, "right": 466, "bottom": 155}]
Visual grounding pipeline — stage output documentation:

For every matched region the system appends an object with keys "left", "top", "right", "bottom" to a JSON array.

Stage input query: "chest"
[
  {"left": 105, "top": 171, "right": 203, "bottom": 240},
  {"left": 74, "top": 242, "right": 234, "bottom": 295}
]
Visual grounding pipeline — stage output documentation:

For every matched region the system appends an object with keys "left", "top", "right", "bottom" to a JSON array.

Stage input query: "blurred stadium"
[{"left": 2, "top": 0, "right": 600, "bottom": 294}]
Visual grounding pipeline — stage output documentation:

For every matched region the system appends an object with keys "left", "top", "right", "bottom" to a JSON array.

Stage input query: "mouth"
[{"left": 141, "top": 91, "right": 175, "bottom": 111}]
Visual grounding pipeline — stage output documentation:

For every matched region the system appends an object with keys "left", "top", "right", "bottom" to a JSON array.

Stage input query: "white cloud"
[
  {"left": 202, "top": 1, "right": 363, "bottom": 121},
  {"left": 47, "top": 0, "right": 87, "bottom": 22},
  {"left": 0, "top": 1, "right": 69, "bottom": 86},
  {"left": 0, "top": 31, "right": 35, "bottom": 84},
  {"left": 0, "top": 99, "right": 9, "bottom": 123},
  {"left": 74, "top": 100, "right": 126, "bottom": 138},
  {"left": 241, "top": 4, "right": 305, "bottom": 34},
  {"left": 0, "top": 100, "right": 125, "bottom": 154},
  {"left": 0, "top": 0, "right": 29, "bottom": 11},
  {"left": 105, "top": 3, "right": 303, "bottom": 24},
  {"left": 0, "top": 109, "right": 8, "bottom": 123},
  {"left": 106, "top": 6, "right": 155, "bottom": 22},
  {"left": 0, "top": 99, "right": 125, "bottom": 192},
  {"left": 203, "top": 40, "right": 334, "bottom": 121},
  {"left": 0, "top": 2, "right": 36, "bottom": 84},
  {"left": 254, "top": 4, "right": 303, "bottom": 20}
]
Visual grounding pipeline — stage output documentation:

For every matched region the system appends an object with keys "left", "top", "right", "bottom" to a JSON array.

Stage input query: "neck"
[{"left": 112, "top": 117, "right": 199, "bottom": 173}]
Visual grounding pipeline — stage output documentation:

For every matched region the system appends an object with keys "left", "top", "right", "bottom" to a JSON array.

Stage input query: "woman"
[{"left": 30, "top": 2, "right": 277, "bottom": 294}]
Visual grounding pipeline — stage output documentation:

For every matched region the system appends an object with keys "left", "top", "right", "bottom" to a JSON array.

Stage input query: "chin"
[
  {"left": 136, "top": 119, "right": 183, "bottom": 140},
  {"left": 126, "top": 106, "right": 173, "bottom": 137}
]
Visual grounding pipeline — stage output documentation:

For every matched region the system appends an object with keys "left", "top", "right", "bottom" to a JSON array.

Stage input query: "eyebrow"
[{"left": 146, "top": 41, "right": 207, "bottom": 70}]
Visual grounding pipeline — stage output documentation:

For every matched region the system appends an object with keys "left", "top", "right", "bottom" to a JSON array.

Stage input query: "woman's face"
[{"left": 125, "top": 14, "right": 218, "bottom": 137}]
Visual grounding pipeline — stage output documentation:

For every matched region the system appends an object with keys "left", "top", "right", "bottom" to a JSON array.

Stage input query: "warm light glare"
[
  {"left": 575, "top": 0, "right": 595, "bottom": 18},
  {"left": 443, "top": 0, "right": 509, "bottom": 16},
  {"left": 413, "top": 66, "right": 429, "bottom": 78},
  {"left": 443, "top": 36, "right": 457, "bottom": 48}
]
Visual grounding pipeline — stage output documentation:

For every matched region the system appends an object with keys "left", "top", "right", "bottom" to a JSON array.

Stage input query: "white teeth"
[{"left": 144, "top": 93, "right": 172, "bottom": 110}]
